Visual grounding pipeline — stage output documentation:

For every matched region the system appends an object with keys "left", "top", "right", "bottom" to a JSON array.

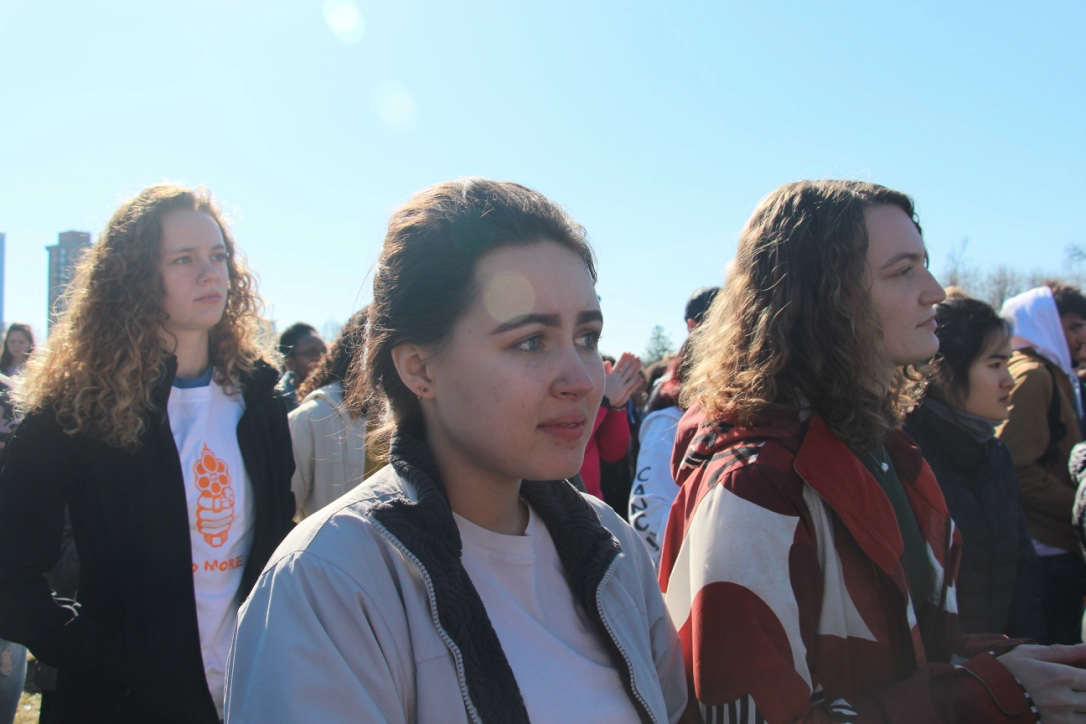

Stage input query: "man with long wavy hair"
[
  {"left": 0, "top": 185, "right": 295, "bottom": 722},
  {"left": 659, "top": 180, "right": 1086, "bottom": 722}
]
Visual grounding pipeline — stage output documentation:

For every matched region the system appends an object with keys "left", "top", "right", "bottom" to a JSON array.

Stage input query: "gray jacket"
[{"left": 225, "top": 431, "right": 686, "bottom": 723}]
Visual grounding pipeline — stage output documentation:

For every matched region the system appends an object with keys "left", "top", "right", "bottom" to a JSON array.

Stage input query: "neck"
[
  {"left": 161, "top": 330, "right": 211, "bottom": 378},
  {"left": 428, "top": 439, "right": 528, "bottom": 535},
  {"left": 445, "top": 478, "right": 528, "bottom": 535},
  {"left": 419, "top": 405, "right": 530, "bottom": 535}
]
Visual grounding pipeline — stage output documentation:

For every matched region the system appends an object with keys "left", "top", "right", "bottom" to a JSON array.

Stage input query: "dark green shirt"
[{"left": 859, "top": 445, "right": 934, "bottom": 606}]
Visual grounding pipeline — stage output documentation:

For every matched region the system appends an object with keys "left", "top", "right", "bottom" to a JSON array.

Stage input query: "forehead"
[
  {"left": 293, "top": 334, "right": 326, "bottom": 349},
  {"left": 863, "top": 204, "right": 924, "bottom": 263},
  {"left": 471, "top": 242, "right": 598, "bottom": 323},
  {"left": 1062, "top": 313, "right": 1086, "bottom": 328},
  {"left": 159, "top": 209, "right": 225, "bottom": 252}
]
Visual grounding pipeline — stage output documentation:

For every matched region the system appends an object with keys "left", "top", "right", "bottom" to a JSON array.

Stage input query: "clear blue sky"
[{"left": 1, "top": 0, "right": 1082, "bottom": 357}]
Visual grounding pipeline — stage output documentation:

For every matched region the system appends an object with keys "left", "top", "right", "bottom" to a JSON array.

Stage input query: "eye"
[
  {"left": 212, "top": 251, "right": 229, "bottom": 263},
  {"left": 513, "top": 335, "right": 544, "bottom": 353},
  {"left": 171, "top": 255, "right": 191, "bottom": 265},
  {"left": 895, "top": 265, "right": 914, "bottom": 278},
  {"left": 577, "top": 329, "right": 601, "bottom": 351}
]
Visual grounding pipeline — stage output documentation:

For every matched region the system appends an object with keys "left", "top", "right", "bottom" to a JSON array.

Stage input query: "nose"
[
  {"left": 921, "top": 268, "right": 947, "bottom": 305},
  {"left": 1000, "top": 367, "right": 1015, "bottom": 389},
  {"left": 198, "top": 256, "right": 223, "bottom": 283},
  {"left": 553, "top": 344, "right": 600, "bottom": 400}
]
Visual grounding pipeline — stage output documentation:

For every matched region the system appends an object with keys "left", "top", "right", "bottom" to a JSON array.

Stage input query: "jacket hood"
[
  {"left": 1001, "top": 286, "right": 1073, "bottom": 377},
  {"left": 670, "top": 404, "right": 803, "bottom": 489}
]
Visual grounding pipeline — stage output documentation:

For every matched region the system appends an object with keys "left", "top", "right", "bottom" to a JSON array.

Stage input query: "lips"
[
  {"left": 917, "top": 316, "right": 937, "bottom": 330},
  {"left": 538, "top": 416, "right": 587, "bottom": 442},
  {"left": 195, "top": 293, "right": 223, "bottom": 304}
]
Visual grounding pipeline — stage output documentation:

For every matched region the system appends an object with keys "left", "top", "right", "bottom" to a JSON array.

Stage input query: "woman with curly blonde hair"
[
  {"left": 659, "top": 180, "right": 1086, "bottom": 722},
  {"left": 0, "top": 184, "right": 295, "bottom": 723}
]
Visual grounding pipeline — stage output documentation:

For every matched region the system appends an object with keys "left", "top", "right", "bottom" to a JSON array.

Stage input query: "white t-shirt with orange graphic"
[{"left": 168, "top": 374, "right": 254, "bottom": 719}]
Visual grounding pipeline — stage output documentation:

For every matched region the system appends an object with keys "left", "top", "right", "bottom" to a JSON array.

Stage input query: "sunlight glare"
[
  {"left": 375, "top": 82, "right": 417, "bottom": 130},
  {"left": 323, "top": 0, "right": 365, "bottom": 44},
  {"left": 484, "top": 271, "right": 536, "bottom": 324}
]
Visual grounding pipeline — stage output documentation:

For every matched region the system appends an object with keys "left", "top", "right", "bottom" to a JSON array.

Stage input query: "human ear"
[{"left": 390, "top": 343, "right": 435, "bottom": 399}]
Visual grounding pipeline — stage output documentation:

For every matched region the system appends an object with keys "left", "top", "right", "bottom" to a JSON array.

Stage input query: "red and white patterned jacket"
[{"left": 659, "top": 406, "right": 1037, "bottom": 723}]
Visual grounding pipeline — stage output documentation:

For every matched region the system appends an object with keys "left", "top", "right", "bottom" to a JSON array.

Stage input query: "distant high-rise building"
[{"left": 47, "top": 231, "right": 91, "bottom": 332}]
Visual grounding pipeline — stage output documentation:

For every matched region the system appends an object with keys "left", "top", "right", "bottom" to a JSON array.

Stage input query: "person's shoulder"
[
  {"left": 1008, "top": 350, "right": 1052, "bottom": 379},
  {"left": 580, "top": 491, "right": 630, "bottom": 531},
  {"left": 9, "top": 405, "right": 64, "bottom": 443}
]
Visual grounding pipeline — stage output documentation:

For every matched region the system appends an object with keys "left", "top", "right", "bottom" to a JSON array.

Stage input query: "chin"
[{"left": 527, "top": 460, "right": 583, "bottom": 483}]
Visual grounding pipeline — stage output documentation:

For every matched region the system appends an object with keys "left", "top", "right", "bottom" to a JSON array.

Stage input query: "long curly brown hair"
[
  {"left": 19, "top": 184, "right": 268, "bottom": 450},
  {"left": 682, "top": 179, "right": 929, "bottom": 451}
]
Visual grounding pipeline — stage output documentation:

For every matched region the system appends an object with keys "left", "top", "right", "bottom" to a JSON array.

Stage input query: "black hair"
[
  {"left": 930, "top": 296, "right": 1011, "bottom": 405},
  {"left": 1048, "top": 281, "right": 1086, "bottom": 320},
  {"left": 278, "top": 322, "right": 319, "bottom": 357}
]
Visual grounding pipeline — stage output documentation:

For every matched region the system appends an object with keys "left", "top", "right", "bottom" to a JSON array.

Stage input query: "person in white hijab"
[{"left": 999, "top": 283, "right": 1086, "bottom": 644}]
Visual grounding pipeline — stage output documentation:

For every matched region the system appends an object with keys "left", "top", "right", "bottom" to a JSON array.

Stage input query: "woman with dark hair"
[
  {"left": 904, "top": 296, "right": 1044, "bottom": 639},
  {"left": 0, "top": 323, "right": 34, "bottom": 377},
  {"left": 659, "top": 180, "right": 1086, "bottom": 722},
  {"left": 226, "top": 178, "right": 686, "bottom": 722},
  {"left": 0, "top": 184, "right": 295, "bottom": 722},
  {"left": 288, "top": 307, "right": 376, "bottom": 520}
]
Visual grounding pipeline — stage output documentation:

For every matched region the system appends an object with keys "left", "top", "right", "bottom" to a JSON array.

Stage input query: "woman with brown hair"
[
  {"left": 226, "top": 178, "right": 685, "bottom": 723},
  {"left": 660, "top": 180, "right": 1086, "bottom": 722},
  {"left": 0, "top": 323, "right": 34, "bottom": 378},
  {"left": 0, "top": 184, "right": 295, "bottom": 722}
]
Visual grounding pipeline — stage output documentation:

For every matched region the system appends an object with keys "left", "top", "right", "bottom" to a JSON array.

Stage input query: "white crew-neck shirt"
[
  {"left": 453, "top": 504, "right": 639, "bottom": 722},
  {"left": 168, "top": 372, "right": 254, "bottom": 718}
]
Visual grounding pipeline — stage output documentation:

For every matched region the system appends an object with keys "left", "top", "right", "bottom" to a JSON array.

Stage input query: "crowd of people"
[{"left": 0, "top": 178, "right": 1083, "bottom": 722}]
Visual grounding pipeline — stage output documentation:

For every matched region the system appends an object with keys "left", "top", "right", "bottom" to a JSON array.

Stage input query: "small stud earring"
[{"left": 417, "top": 386, "right": 428, "bottom": 398}]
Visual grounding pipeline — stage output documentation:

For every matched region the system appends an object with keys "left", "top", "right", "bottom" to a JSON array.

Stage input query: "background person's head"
[
  {"left": 352, "top": 178, "right": 600, "bottom": 478},
  {"left": 927, "top": 295, "right": 1014, "bottom": 420},
  {"left": 298, "top": 308, "right": 368, "bottom": 406},
  {"left": 684, "top": 179, "right": 943, "bottom": 450},
  {"left": 278, "top": 323, "right": 325, "bottom": 383},
  {"left": 1048, "top": 281, "right": 1086, "bottom": 364},
  {"left": 21, "top": 184, "right": 265, "bottom": 449},
  {"left": 684, "top": 287, "right": 720, "bottom": 332},
  {"left": 0, "top": 323, "right": 34, "bottom": 372}
]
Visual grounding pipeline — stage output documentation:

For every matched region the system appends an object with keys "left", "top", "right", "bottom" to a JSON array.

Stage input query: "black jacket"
[
  {"left": 904, "top": 400, "right": 1044, "bottom": 640},
  {"left": 0, "top": 358, "right": 295, "bottom": 722}
]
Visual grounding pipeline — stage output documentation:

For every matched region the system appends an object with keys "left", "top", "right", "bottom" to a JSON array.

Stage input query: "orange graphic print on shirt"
[{"left": 194, "top": 443, "right": 235, "bottom": 547}]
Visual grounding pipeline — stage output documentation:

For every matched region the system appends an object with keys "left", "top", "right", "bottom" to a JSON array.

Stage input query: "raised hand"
[{"left": 603, "top": 352, "right": 643, "bottom": 409}]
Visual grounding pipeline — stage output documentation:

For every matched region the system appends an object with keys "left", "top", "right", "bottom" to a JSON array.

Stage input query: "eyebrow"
[
  {"left": 879, "top": 251, "right": 928, "bottom": 270},
  {"left": 987, "top": 352, "right": 1010, "bottom": 360},
  {"left": 161, "top": 243, "right": 228, "bottom": 255},
  {"left": 490, "top": 309, "right": 603, "bottom": 335}
]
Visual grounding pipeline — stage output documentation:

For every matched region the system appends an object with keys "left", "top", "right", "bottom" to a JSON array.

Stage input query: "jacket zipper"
[
  {"left": 595, "top": 554, "right": 655, "bottom": 723},
  {"left": 372, "top": 519, "right": 483, "bottom": 724}
]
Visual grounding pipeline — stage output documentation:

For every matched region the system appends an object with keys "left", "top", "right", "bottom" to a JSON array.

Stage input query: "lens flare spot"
[
  {"left": 375, "top": 82, "right": 416, "bottom": 130},
  {"left": 323, "top": 0, "right": 365, "bottom": 43},
  {"left": 484, "top": 271, "right": 535, "bottom": 324}
]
